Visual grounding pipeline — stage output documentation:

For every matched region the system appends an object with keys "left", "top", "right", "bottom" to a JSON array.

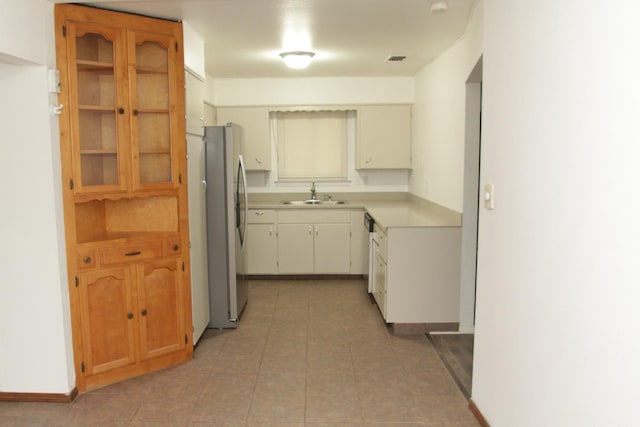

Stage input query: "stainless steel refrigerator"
[{"left": 204, "top": 124, "right": 248, "bottom": 329}]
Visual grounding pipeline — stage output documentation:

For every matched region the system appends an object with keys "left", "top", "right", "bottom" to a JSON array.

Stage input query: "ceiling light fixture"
[
  {"left": 430, "top": 1, "right": 448, "bottom": 14},
  {"left": 279, "top": 51, "right": 315, "bottom": 69}
]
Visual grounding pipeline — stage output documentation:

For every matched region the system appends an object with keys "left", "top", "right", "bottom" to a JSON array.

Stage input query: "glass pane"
[
  {"left": 134, "top": 40, "right": 171, "bottom": 185},
  {"left": 75, "top": 32, "right": 119, "bottom": 187},
  {"left": 139, "top": 154, "right": 172, "bottom": 183},
  {"left": 136, "top": 41, "right": 168, "bottom": 70},
  {"left": 136, "top": 73, "right": 169, "bottom": 109},
  {"left": 138, "top": 113, "right": 170, "bottom": 153},
  {"left": 76, "top": 32, "right": 114, "bottom": 64}
]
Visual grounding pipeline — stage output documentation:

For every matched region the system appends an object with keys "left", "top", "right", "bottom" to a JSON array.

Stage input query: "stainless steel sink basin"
[{"left": 281, "top": 199, "right": 345, "bottom": 205}]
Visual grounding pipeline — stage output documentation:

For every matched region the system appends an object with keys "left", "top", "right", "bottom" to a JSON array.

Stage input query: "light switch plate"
[
  {"left": 48, "top": 69, "right": 60, "bottom": 93},
  {"left": 484, "top": 184, "right": 494, "bottom": 210}
]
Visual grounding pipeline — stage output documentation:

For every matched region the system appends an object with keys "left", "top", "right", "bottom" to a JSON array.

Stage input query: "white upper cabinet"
[
  {"left": 185, "top": 70, "right": 204, "bottom": 136},
  {"left": 356, "top": 105, "right": 411, "bottom": 169},
  {"left": 217, "top": 107, "right": 271, "bottom": 171}
]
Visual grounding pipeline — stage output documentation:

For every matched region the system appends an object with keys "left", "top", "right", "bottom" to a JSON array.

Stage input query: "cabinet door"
[
  {"left": 78, "top": 267, "right": 137, "bottom": 376},
  {"left": 314, "top": 223, "right": 351, "bottom": 273},
  {"left": 66, "top": 22, "right": 130, "bottom": 194},
  {"left": 246, "top": 223, "right": 278, "bottom": 274},
  {"left": 277, "top": 224, "right": 314, "bottom": 273},
  {"left": 217, "top": 107, "right": 271, "bottom": 171},
  {"left": 357, "top": 105, "right": 411, "bottom": 169},
  {"left": 128, "top": 30, "right": 182, "bottom": 190},
  {"left": 185, "top": 70, "right": 204, "bottom": 136},
  {"left": 136, "top": 258, "right": 186, "bottom": 360}
]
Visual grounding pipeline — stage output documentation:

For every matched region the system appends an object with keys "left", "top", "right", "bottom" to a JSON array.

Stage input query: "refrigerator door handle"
[{"left": 238, "top": 154, "right": 248, "bottom": 251}]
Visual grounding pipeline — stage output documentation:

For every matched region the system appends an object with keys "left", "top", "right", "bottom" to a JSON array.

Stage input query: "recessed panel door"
[{"left": 137, "top": 258, "right": 185, "bottom": 360}]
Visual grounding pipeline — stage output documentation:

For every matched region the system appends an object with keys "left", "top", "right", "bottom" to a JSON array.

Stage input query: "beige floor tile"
[
  {"left": 247, "top": 393, "right": 306, "bottom": 423},
  {"left": 5, "top": 279, "right": 477, "bottom": 426},
  {"left": 305, "top": 394, "right": 363, "bottom": 423}
]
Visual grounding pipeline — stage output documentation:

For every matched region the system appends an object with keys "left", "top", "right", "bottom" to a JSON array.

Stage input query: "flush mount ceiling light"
[
  {"left": 430, "top": 1, "right": 449, "bottom": 14},
  {"left": 279, "top": 51, "right": 315, "bottom": 69}
]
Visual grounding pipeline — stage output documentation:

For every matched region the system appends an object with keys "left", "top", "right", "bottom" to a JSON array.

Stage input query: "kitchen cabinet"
[
  {"left": 78, "top": 256, "right": 186, "bottom": 378},
  {"left": 277, "top": 210, "right": 351, "bottom": 274},
  {"left": 217, "top": 107, "right": 271, "bottom": 171},
  {"left": 356, "top": 105, "right": 411, "bottom": 169},
  {"left": 185, "top": 70, "right": 204, "bottom": 136},
  {"left": 55, "top": 4, "right": 192, "bottom": 392},
  {"left": 246, "top": 209, "right": 278, "bottom": 274},
  {"left": 372, "top": 224, "right": 461, "bottom": 324}
]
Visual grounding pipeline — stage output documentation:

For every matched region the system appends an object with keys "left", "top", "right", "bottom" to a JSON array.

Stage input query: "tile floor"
[{"left": 0, "top": 279, "right": 478, "bottom": 426}]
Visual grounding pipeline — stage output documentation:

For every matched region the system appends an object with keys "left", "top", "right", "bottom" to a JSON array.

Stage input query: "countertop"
[{"left": 248, "top": 193, "right": 461, "bottom": 230}]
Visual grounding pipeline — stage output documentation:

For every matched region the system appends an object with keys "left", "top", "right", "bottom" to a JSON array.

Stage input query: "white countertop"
[{"left": 248, "top": 193, "right": 461, "bottom": 230}]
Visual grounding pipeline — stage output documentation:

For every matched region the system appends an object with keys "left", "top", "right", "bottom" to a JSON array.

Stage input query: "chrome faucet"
[{"left": 310, "top": 181, "right": 317, "bottom": 200}]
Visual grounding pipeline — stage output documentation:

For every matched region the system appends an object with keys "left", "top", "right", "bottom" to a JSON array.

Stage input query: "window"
[{"left": 273, "top": 110, "right": 348, "bottom": 180}]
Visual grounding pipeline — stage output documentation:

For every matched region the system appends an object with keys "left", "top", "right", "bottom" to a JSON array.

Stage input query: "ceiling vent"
[{"left": 386, "top": 55, "right": 407, "bottom": 63}]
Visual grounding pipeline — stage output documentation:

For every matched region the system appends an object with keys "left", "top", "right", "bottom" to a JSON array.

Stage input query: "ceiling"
[{"left": 57, "top": 0, "right": 476, "bottom": 78}]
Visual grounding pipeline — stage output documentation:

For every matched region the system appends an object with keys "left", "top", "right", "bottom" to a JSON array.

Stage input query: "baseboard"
[
  {"left": 389, "top": 322, "right": 459, "bottom": 335},
  {"left": 468, "top": 399, "right": 490, "bottom": 427},
  {"left": 0, "top": 387, "right": 78, "bottom": 403},
  {"left": 247, "top": 274, "right": 365, "bottom": 280}
]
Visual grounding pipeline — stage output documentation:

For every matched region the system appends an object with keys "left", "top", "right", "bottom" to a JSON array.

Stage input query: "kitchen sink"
[{"left": 281, "top": 199, "right": 345, "bottom": 205}]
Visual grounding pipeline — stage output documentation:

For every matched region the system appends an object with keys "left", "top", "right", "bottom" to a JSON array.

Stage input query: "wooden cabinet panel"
[
  {"left": 137, "top": 259, "right": 186, "bottom": 360},
  {"left": 101, "top": 241, "right": 164, "bottom": 265},
  {"left": 78, "top": 267, "right": 137, "bottom": 376}
]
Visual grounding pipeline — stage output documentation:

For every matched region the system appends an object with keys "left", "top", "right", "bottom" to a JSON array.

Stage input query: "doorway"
[{"left": 459, "top": 56, "right": 483, "bottom": 333}]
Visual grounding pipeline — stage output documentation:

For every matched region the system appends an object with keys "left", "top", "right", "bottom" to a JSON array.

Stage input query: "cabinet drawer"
[
  {"left": 278, "top": 209, "right": 349, "bottom": 224},
  {"left": 248, "top": 209, "right": 276, "bottom": 223},
  {"left": 101, "top": 241, "right": 163, "bottom": 265},
  {"left": 374, "top": 225, "right": 387, "bottom": 262}
]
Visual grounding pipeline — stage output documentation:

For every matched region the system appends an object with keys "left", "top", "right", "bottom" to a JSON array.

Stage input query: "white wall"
[
  {"left": 213, "top": 77, "right": 414, "bottom": 107},
  {"left": 213, "top": 77, "right": 414, "bottom": 194},
  {"left": 473, "top": 0, "right": 640, "bottom": 425},
  {"left": 0, "top": 0, "right": 48, "bottom": 64},
  {"left": 410, "top": 1, "right": 483, "bottom": 212},
  {"left": 0, "top": 0, "right": 74, "bottom": 394}
]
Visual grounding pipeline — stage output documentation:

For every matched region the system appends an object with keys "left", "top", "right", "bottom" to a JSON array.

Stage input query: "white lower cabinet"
[
  {"left": 277, "top": 210, "right": 351, "bottom": 274},
  {"left": 312, "top": 223, "right": 351, "bottom": 273},
  {"left": 378, "top": 225, "right": 461, "bottom": 324},
  {"left": 245, "top": 210, "right": 278, "bottom": 274},
  {"left": 276, "top": 224, "right": 314, "bottom": 273}
]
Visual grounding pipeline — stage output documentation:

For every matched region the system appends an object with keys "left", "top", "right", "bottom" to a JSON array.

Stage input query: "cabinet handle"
[
  {"left": 118, "top": 107, "right": 125, "bottom": 114},
  {"left": 255, "top": 157, "right": 262, "bottom": 164},
  {"left": 365, "top": 157, "right": 372, "bottom": 164},
  {"left": 127, "top": 313, "right": 134, "bottom": 319},
  {"left": 141, "top": 309, "right": 148, "bottom": 316},
  {"left": 315, "top": 225, "right": 319, "bottom": 236},
  {"left": 254, "top": 211, "right": 264, "bottom": 216},
  {"left": 125, "top": 251, "right": 142, "bottom": 257},
  {"left": 308, "top": 226, "right": 312, "bottom": 236},
  {"left": 133, "top": 109, "right": 139, "bottom": 116},
  {"left": 83, "top": 256, "right": 92, "bottom": 264},
  {"left": 269, "top": 226, "right": 272, "bottom": 237},
  {"left": 172, "top": 244, "right": 179, "bottom": 251}
]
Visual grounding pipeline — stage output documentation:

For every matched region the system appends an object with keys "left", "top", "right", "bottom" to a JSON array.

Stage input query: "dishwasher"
[{"left": 364, "top": 212, "right": 377, "bottom": 293}]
